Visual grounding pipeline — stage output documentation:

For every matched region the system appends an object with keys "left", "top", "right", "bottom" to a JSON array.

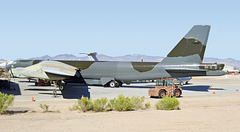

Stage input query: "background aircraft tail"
[{"left": 162, "top": 25, "right": 210, "bottom": 64}]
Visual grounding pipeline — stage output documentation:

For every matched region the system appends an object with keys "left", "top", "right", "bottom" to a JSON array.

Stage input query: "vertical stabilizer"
[{"left": 162, "top": 25, "right": 210, "bottom": 64}]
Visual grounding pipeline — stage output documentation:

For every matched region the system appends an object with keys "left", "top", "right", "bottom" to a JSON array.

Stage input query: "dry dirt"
[{"left": 1, "top": 93, "right": 240, "bottom": 132}]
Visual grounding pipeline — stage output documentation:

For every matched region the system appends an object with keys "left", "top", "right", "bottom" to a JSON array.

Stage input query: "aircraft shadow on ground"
[
  {"left": 121, "top": 85, "right": 154, "bottom": 89},
  {"left": 131, "top": 81, "right": 154, "bottom": 84},
  {"left": 182, "top": 85, "right": 224, "bottom": 92},
  {"left": 25, "top": 88, "right": 55, "bottom": 91},
  {"left": 39, "top": 93, "right": 62, "bottom": 96},
  {"left": 25, "top": 84, "right": 90, "bottom": 99},
  {"left": 0, "top": 82, "right": 21, "bottom": 95},
  {"left": 28, "top": 85, "right": 53, "bottom": 87}
]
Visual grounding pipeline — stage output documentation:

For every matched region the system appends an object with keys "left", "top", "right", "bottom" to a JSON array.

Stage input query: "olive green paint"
[
  {"left": 33, "top": 60, "right": 41, "bottom": 65},
  {"left": 19, "top": 60, "right": 32, "bottom": 62},
  {"left": 132, "top": 62, "right": 158, "bottom": 72},
  {"left": 167, "top": 38, "right": 206, "bottom": 60},
  {"left": 60, "top": 61, "right": 95, "bottom": 70}
]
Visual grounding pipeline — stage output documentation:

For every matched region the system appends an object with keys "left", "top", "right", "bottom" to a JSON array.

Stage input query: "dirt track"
[{"left": 1, "top": 93, "right": 240, "bottom": 132}]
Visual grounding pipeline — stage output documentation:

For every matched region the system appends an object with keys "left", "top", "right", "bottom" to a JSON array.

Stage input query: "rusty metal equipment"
[{"left": 148, "top": 78, "right": 182, "bottom": 98}]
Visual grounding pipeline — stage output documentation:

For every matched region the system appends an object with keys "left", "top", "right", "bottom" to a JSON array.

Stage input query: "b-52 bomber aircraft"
[{"left": 8, "top": 25, "right": 226, "bottom": 89}]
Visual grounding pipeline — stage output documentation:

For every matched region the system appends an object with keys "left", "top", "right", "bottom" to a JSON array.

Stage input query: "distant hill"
[
  {"left": 30, "top": 54, "right": 81, "bottom": 61},
  {"left": 0, "top": 59, "right": 6, "bottom": 62},
  {"left": 11, "top": 54, "right": 240, "bottom": 69},
  {"left": 29, "top": 54, "right": 164, "bottom": 62}
]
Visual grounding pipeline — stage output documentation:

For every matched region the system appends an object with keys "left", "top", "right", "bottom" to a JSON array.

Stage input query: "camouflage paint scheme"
[{"left": 7, "top": 25, "right": 226, "bottom": 87}]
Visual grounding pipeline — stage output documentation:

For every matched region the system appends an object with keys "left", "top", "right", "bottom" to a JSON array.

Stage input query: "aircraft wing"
[
  {"left": 19, "top": 61, "right": 80, "bottom": 80},
  {"left": 42, "top": 66, "right": 77, "bottom": 77}
]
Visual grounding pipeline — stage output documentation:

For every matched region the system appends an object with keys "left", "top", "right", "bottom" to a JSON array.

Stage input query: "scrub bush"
[
  {"left": 106, "top": 98, "right": 116, "bottom": 111},
  {"left": 112, "top": 94, "right": 134, "bottom": 111},
  {"left": 0, "top": 92, "right": 14, "bottom": 114},
  {"left": 70, "top": 95, "right": 150, "bottom": 112},
  {"left": 155, "top": 96, "right": 180, "bottom": 110},
  {"left": 145, "top": 102, "right": 151, "bottom": 110},
  {"left": 39, "top": 104, "right": 49, "bottom": 112},
  {"left": 93, "top": 98, "right": 108, "bottom": 112},
  {"left": 71, "top": 97, "right": 93, "bottom": 112},
  {"left": 131, "top": 96, "right": 145, "bottom": 110}
]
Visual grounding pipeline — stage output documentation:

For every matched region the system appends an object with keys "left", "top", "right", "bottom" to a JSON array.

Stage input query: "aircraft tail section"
[{"left": 162, "top": 25, "right": 210, "bottom": 64}]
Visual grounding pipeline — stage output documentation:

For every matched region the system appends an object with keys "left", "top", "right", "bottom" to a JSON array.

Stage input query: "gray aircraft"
[{"left": 7, "top": 25, "right": 226, "bottom": 88}]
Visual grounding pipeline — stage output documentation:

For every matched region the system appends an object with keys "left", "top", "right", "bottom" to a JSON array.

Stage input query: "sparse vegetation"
[
  {"left": 39, "top": 104, "right": 60, "bottom": 113},
  {"left": 145, "top": 102, "right": 151, "bottom": 110},
  {"left": 112, "top": 94, "right": 134, "bottom": 111},
  {"left": 70, "top": 97, "right": 93, "bottom": 112},
  {"left": 106, "top": 98, "right": 116, "bottom": 111},
  {"left": 93, "top": 98, "right": 108, "bottom": 112},
  {"left": 39, "top": 104, "right": 49, "bottom": 112},
  {"left": 131, "top": 96, "right": 145, "bottom": 110},
  {"left": 70, "top": 94, "right": 180, "bottom": 113},
  {"left": 155, "top": 96, "right": 180, "bottom": 110},
  {"left": 31, "top": 110, "right": 37, "bottom": 113},
  {"left": 0, "top": 92, "right": 14, "bottom": 114}
]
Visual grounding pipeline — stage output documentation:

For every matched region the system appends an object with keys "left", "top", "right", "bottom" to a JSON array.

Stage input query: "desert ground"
[{"left": 1, "top": 75, "right": 240, "bottom": 132}]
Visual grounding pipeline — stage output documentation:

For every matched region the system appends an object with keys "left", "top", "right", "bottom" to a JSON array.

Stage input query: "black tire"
[
  {"left": 180, "top": 81, "right": 183, "bottom": 86},
  {"left": 109, "top": 81, "right": 116, "bottom": 88},
  {"left": 119, "top": 82, "right": 123, "bottom": 87},
  {"left": 174, "top": 89, "right": 181, "bottom": 97},
  {"left": 158, "top": 90, "right": 166, "bottom": 98},
  {"left": 116, "top": 81, "right": 123, "bottom": 87},
  {"left": 59, "top": 85, "right": 64, "bottom": 91}
]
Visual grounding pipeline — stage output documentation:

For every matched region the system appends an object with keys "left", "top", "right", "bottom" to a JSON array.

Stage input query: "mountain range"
[{"left": 1, "top": 54, "right": 240, "bottom": 69}]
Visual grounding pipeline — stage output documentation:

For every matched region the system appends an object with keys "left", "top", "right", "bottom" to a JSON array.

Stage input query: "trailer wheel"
[
  {"left": 158, "top": 90, "right": 166, "bottom": 98},
  {"left": 174, "top": 89, "right": 181, "bottom": 97}
]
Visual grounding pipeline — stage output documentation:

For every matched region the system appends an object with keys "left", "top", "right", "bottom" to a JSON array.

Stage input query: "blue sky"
[{"left": 0, "top": 0, "right": 240, "bottom": 60}]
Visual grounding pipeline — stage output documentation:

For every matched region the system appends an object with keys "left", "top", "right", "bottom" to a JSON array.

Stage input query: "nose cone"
[{"left": 206, "top": 70, "right": 228, "bottom": 76}]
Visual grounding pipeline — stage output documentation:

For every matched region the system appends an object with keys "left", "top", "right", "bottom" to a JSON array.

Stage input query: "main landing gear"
[
  {"left": 108, "top": 80, "right": 123, "bottom": 88},
  {"left": 56, "top": 80, "right": 64, "bottom": 91}
]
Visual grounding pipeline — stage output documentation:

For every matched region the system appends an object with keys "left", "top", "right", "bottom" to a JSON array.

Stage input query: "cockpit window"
[{"left": 168, "top": 80, "right": 173, "bottom": 86}]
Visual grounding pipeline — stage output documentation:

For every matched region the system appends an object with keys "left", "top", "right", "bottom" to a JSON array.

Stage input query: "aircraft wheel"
[
  {"left": 59, "top": 85, "right": 64, "bottom": 91},
  {"left": 185, "top": 81, "right": 189, "bottom": 85},
  {"left": 158, "top": 90, "right": 166, "bottom": 98},
  {"left": 115, "top": 81, "right": 120, "bottom": 87},
  {"left": 180, "top": 81, "right": 183, "bottom": 86},
  {"left": 174, "top": 89, "right": 181, "bottom": 97},
  {"left": 115, "top": 81, "right": 123, "bottom": 87},
  {"left": 109, "top": 81, "right": 116, "bottom": 88},
  {"left": 118, "top": 82, "right": 123, "bottom": 87}
]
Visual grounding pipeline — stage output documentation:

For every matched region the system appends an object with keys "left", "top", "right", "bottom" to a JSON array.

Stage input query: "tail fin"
[{"left": 162, "top": 25, "right": 210, "bottom": 64}]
